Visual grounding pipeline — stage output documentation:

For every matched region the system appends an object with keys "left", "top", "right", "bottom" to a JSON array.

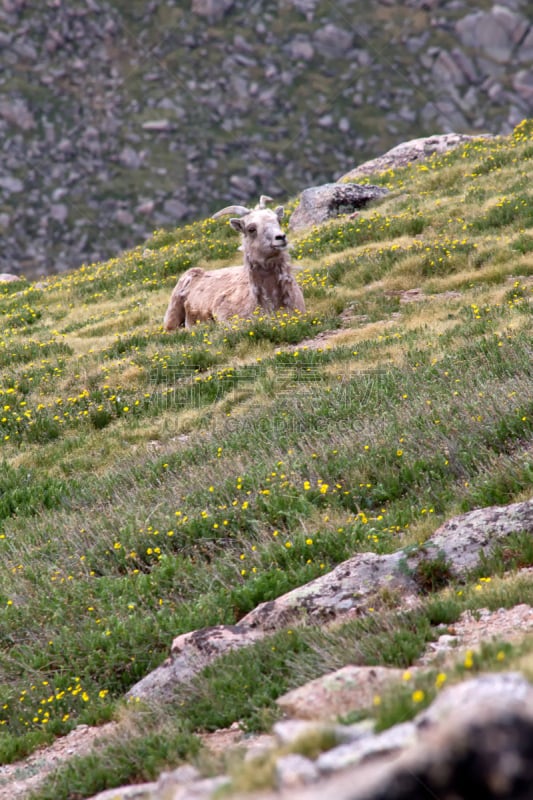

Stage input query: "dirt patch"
[
  {"left": 385, "top": 287, "right": 462, "bottom": 304},
  {"left": 0, "top": 722, "right": 118, "bottom": 800},
  {"left": 419, "top": 600, "right": 533, "bottom": 666}
]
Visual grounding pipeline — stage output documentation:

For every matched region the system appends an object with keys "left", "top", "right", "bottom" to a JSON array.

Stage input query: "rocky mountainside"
[{"left": 1, "top": 0, "right": 532, "bottom": 278}]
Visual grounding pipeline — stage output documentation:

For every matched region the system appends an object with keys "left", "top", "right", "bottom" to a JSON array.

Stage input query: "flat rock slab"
[
  {"left": 277, "top": 666, "right": 406, "bottom": 721},
  {"left": 289, "top": 183, "right": 388, "bottom": 231},
  {"left": 240, "top": 551, "right": 414, "bottom": 630},
  {"left": 315, "top": 721, "right": 417, "bottom": 775},
  {"left": 415, "top": 499, "right": 533, "bottom": 575}
]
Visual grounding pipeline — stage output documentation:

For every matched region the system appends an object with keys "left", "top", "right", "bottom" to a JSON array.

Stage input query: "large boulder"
[
  {"left": 191, "top": 0, "right": 235, "bottom": 22},
  {"left": 289, "top": 183, "right": 389, "bottom": 232},
  {"left": 339, "top": 133, "right": 495, "bottom": 182},
  {"left": 456, "top": 7, "right": 530, "bottom": 63},
  {"left": 126, "top": 624, "right": 263, "bottom": 702}
]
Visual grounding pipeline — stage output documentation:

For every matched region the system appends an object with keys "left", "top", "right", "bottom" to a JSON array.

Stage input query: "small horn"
[
  {"left": 212, "top": 205, "right": 251, "bottom": 219},
  {"left": 257, "top": 195, "right": 273, "bottom": 208}
]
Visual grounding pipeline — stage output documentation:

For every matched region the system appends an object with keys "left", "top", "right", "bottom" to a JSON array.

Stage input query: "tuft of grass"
[
  {"left": 410, "top": 550, "right": 455, "bottom": 594},
  {"left": 30, "top": 721, "right": 200, "bottom": 800}
]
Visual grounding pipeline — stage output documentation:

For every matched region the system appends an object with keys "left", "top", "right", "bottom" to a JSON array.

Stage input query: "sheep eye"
[{"left": 246, "top": 225, "right": 257, "bottom": 235}]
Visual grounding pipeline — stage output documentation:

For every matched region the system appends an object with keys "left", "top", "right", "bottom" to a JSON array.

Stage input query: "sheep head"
[{"left": 229, "top": 207, "right": 287, "bottom": 263}]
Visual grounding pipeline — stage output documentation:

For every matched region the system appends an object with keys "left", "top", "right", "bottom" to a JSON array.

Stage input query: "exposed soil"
[
  {"left": 419, "top": 601, "right": 533, "bottom": 666},
  {"left": 0, "top": 722, "right": 118, "bottom": 800}
]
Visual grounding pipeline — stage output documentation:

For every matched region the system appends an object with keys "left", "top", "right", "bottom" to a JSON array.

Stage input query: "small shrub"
[{"left": 411, "top": 550, "right": 454, "bottom": 594}]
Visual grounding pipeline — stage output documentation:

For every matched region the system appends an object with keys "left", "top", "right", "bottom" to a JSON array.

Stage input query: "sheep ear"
[
  {"left": 230, "top": 218, "right": 245, "bottom": 233},
  {"left": 275, "top": 206, "right": 284, "bottom": 221}
]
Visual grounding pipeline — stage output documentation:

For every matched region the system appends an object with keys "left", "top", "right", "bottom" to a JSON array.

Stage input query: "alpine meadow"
[{"left": 1, "top": 121, "right": 533, "bottom": 800}]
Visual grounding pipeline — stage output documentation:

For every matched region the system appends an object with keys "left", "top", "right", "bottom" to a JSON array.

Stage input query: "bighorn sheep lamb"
[{"left": 163, "top": 198, "right": 305, "bottom": 330}]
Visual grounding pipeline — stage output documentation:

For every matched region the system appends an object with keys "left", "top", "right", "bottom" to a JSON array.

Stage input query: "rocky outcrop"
[
  {"left": 0, "top": 1, "right": 532, "bottom": 278},
  {"left": 418, "top": 499, "right": 533, "bottom": 573},
  {"left": 90, "top": 674, "right": 533, "bottom": 799},
  {"left": 126, "top": 499, "right": 533, "bottom": 702},
  {"left": 289, "top": 183, "right": 389, "bottom": 231},
  {"left": 276, "top": 666, "right": 406, "bottom": 721}
]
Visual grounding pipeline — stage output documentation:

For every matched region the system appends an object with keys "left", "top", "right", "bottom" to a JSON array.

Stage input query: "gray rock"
[
  {"left": 316, "top": 722, "right": 417, "bottom": 774},
  {"left": 0, "top": 176, "right": 23, "bottom": 193},
  {"left": 313, "top": 24, "right": 353, "bottom": 58},
  {"left": 0, "top": 273, "right": 22, "bottom": 282},
  {"left": 191, "top": 0, "right": 235, "bottom": 22},
  {"left": 273, "top": 718, "right": 374, "bottom": 748},
  {"left": 241, "top": 551, "right": 411, "bottom": 629},
  {"left": 338, "top": 117, "right": 350, "bottom": 133},
  {"left": 126, "top": 625, "right": 264, "bottom": 701},
  {"left": 0, "top": 98, "right": 35, "bottom": 130},
  {"left": 513, "top": 69, "right": 533, "bottom": 103},
  {"left": 88, "top": 783, "right": 156, "bottom": 800},
  {"left": 141, "top": 119, "right": 174, "bottom": 132},
  {"left": 432, "top": 50, "right": 468, "bottom": 86},
  {"left": 317, "top": 114, "right": 334, "bottom": 128},
  {"left": 287, "top": 0, "right": 319, "bottom": 19},
  {"left": 519, "top": 27, "right": 533, "bottom": 62},
  {"left": 416, "top": 673, "right": 533, "bottom": 728},
  {"left": 50, "top": 204, "right": 68, "bottom": 223},
  {"left": 127, "top": 500, "right": 533, "bottom": 704},
  {"left": 161, "top": 764, "right": 201, "bottom": 785},
  {"left": 229, "top": 174, "right": 256, "bottom": 195},
  {"left": 163, "top": 198, "right": 188, "bottom": 220},
  {"left": 119, "top": 146, "right": 144, "bottom": 169},
  {"left": 273, "top": 720, "right": 328, "bottom": 746},
  {"left": 275, "top": 754, "right": 319, "bottom": 789},
  {"left": 289, "top": 35, "right": 315, "bottom": 61},
  {"left": 456, "top": 7, "right": 529, "bottom": 63},
  {"left": 257, "top": 690, "right": 533, "bottom": 800},
  {"left": 13, "top": 40, "right": 38, "bottom": 60},
  {"left": 277, "top": 666, "right": 405, "bottom": 721},
  {"left": 289, "top": 183, "right": 389, "bottom": 232},
  {"left": 451, "top": 48, "right": 480, "bottom": 83},
  {"left": 339, "top": 133, "right": 496, "bottom": 181},
  {"left": 116, "top": 209, "right": 134, "bottom": 226},
  {"left": 418, "top": 498, "right": 533, "bottom": 576},
  {"left": 136, "top": 200, "right": 155, "bottom": 215},
  {"left": 89, "top": 773, "right": 228, "bottom": 800}
]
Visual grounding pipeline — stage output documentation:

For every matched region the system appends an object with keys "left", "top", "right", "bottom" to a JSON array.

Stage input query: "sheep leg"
[
  {"left": 163, "top": 286, "right": 186, "bottom": 330},
  {"left": 163, "top": 269, "right": 205, "bottom": 330}
]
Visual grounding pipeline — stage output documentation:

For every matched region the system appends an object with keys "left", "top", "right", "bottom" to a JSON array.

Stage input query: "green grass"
[{"left": 0, "top": 120, "right": 531, "bottom": 799}]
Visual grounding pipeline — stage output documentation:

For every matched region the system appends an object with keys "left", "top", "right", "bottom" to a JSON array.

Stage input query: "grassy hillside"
[{"left": 1, "top": 120, "right": 533, "bottom": 798}]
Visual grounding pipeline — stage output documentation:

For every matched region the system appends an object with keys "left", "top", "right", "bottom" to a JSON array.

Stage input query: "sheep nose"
[{"left": 275, "top": 233, "right": 287, "bottom": 245}]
